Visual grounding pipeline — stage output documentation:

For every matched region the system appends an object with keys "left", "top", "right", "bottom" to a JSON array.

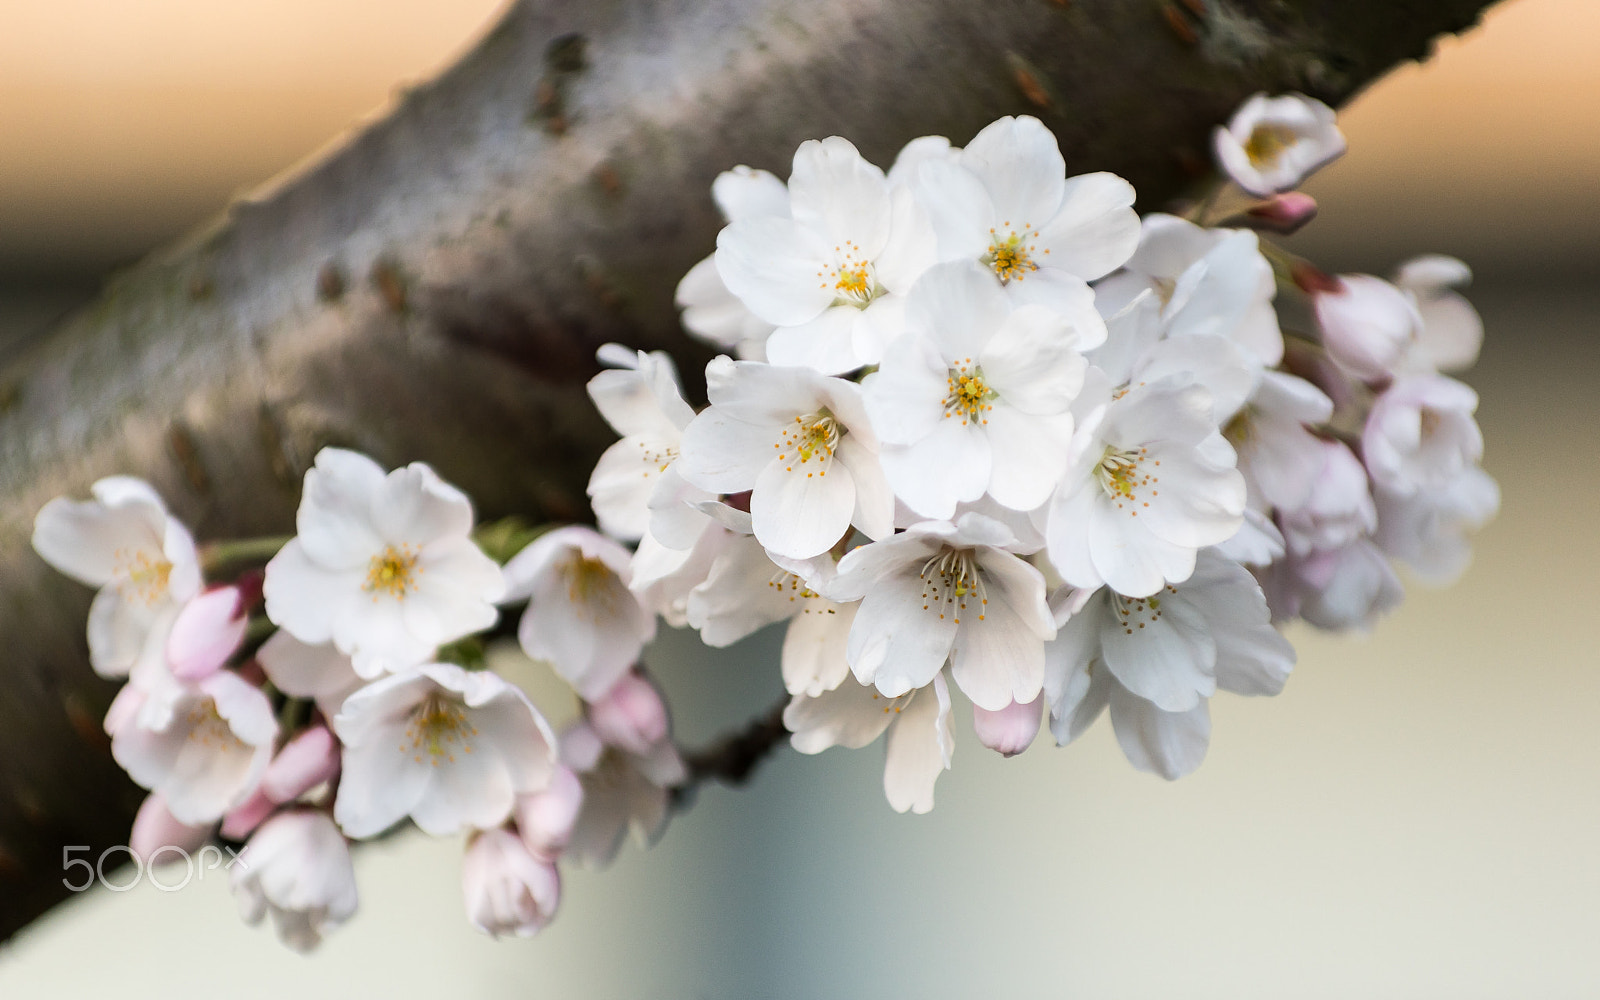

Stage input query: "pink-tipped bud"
[
  {"left": 1244, "top": 191, "right": 1318, "bottom": 234},
  {"left": 167, "top": 585, "right": 249, "bottom": 681},
  {"left": 972, "top": 695, "right": 1043, "bottom": 758},
  {"left": 515, "top": 765, "right": 585, "bottom": 858},
  {"left": 588, "top": 673, "right": 669, "bottom": 756},
  {"left": 462, "top": 829, "right": 562, "bottom": 938},
  {"left": 220, "top": 788, "right": 275, "bottom": 841},
  {"left": 262, "top": 725, "right": 341, "bottom": 804},
  {"left": 1313, "top": 274, "right": 1421, "bottom": 381},
  {"left": 130, "top": 792, "right": 212, "bottom": 862}
]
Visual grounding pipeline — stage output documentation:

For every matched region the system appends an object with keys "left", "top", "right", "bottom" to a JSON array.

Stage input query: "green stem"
[{"left": 199, "top": 535, "right": 293, "bottom": 573}]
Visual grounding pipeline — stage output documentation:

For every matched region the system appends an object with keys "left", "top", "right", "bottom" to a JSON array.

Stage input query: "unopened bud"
[
  {"left": 220, "top": 788, "right": 275, "bottom": 841},
  {"left": 1243, "top": 191, "right": 1318, "bottom": 234},
  {"left": 515, "top": 765, "right": 585, "bottom": 857},
  {"left": 262, "top": 725, "right": 341, "bottom": 804},
  {"left": 1313, "top": 274, "right": 1420, "bottom": 381},
  {"left": 588, "top": 672, "right": 669, "bottom": 756},
  {"left": 130, "top": 792, "right": 212, "bottom": 861},
  {"left": 167, "top": 585, "right": 249, "bottom": 681},
  {"left": 972, "top": 695, "right": 1043, "bottom": 757}
]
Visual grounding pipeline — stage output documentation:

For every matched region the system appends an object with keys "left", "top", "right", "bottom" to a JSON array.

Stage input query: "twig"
[{"left": 673, "top": 697, "right": 790, "bottom": 810}]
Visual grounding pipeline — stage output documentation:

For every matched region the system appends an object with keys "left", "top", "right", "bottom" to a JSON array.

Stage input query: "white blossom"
[
  {"left": 865, "top": 259, "right": 1095, "bottom": 519},
  {"left": 908, "top": 114, "right": 1139, "bottom": 313},
  {"left": 715, "top": 136, "right": 935, "bottom": 374},
  {"left": 1046, "top": 375, "right": 1246, "bottom": 598},
  {"left": 502, "top": 525, "right": 656, "bottom": 702},
  {"left": 585, "top": 345, "right": 711, "bottom": 545},
  {"left": 1278, "top": 440, "right": 1376, "bottom": 556},
  {"left": 831, "top": 513, "right": 1054, "bottom": 712},
  {"left": 1362, "top": 375, "right": 1483, "bottom": 496},
  {"left": 1394, "top": 254, "right": 1483, "bottom": 372},
  {"left": 1313, "top": 274, "right": 1422, "bottom": 381},
  {"left": 562, "top": 718, "right": 685, "bottom": 868},
  {"left": 256, "top": 631, "right": 366, "bottom": 718},
  {"left": 1213, "top": 92, "right": 1346, "bottom": 197},
  {"left": 461, "top": 828, "right": 561, "bottom": 938},
  {"left": 677, "top": 357, "right": 893, "bottom": 558},
  {"left": 112, "top": 670, "right": 277, "bottom": 825},
  {"left": 332, "top": 664, "right": 557, "bottom": 838},
  {"left": 675, "top": 166, "right": 788, "bottom": 359},
  {"left": 1260, "top": 538, "right": 1403, "bottom": 632},
  {"left": 784, "top": 672, "right": 954, "bottom": 814},
  {"left": 1374, "top": 465, "right": 1499, "bottom": 584},
  {"left": 1047, "top": 550, "right": 1293, "bottom": 778},
  {"left": 263, "top": 448, "right": 505, "bottom": 678},
  {"left": 32, "top": 476, "right": 202, "bottom": 678},
  {"left": 1222, "top": 370, "right": 1335, "bottom": 512},
  {"left": 233, "top": 810, "right": 358, "bottom": 953}
]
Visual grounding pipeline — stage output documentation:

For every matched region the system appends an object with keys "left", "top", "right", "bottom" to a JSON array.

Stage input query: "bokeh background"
[{"left": 2, "top": 0, "right": 1598, "bottom": 996}]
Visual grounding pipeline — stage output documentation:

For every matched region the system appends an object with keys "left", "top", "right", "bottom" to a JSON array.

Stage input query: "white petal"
[
  {"left": 861, "top": 333, "right": 948, "bottom": 446},
  {"left": 835, "top": 437, "right": 895, "bottom": 541},
  {"left": 846, "top": 569, "right": 957, "bottom": 697},
  {"left": 783, "top": 676, "right": 894, "bottom": 753},
  {"left": 948, "top": 599, "right": 1045, "bottom": 711},
  {"left": 978, "top": 304, "right": 1085, "bottom": 415},
  {"left": 262, "top": 540, "right": 364, "bottom": 647},
  {"left": 296, "top": 449, "right": 387, "bottom": 569},
  {"left": 785, "top": 136, "right": 891, "bottom": 254},
  {"left": 882, "top": 675, "right": 953, "bottom": 814},
  {"left": 1099, "top": 591, "right": 1217, "bottom": 712},
  {"left": 373, "top": 462, "right": 474, "bottom": 544},
  {"left": 906, "top": 259, "right": 1009, "bottom": 363},
  {"left": 711, "top": 165, "right": 790, "bottom": 221},
  {"left": 1108, "top": 687, "right": 1211, "bottom": 780},
  {"left": 1032, "top": 171, "right": 1140, "bottom": 281},
  {"left": 879, "top": 416, "right": 990, "bottom": 520},
  {"left": 715, "top": 217, "right": 834, "bottom": 327},
  {"left": 959, "top": 115, "right": 1065, "bottom": 229},
  {"left": 908, "top": 158, "right": 995, "bottom": 262},
  {"left": 781, "top": 600, "right": 857, "bottom": 697}
]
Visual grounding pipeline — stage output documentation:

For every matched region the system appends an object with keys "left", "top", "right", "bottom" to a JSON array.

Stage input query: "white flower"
[
  {"left": 1087, "top": 289, "right": 1256, "bottom": 424},
  {"left": 1394, "top": 254, "right": 1483, "bottom": 372},
  {"left": 682, "top": 533, "right": 856, "bottom": 697},
  {"left": 332, "top": 664, "right": 557, "bottom": 838},
  {"left": 32, "top": 476, "right": 202, "bottom": 678},
  {"left": 908, "top": 115, "right": 1139, "bottom": 313},
  {"left": 112, "top": 671, "right": 277, "bottom": 825},
  {"left": 676, "top": 166, "right": 788, "bottom": 359},
  {"left": 628, "top": 523, "right": 730, "bottom": 628},
  {"left": 784, "top": 672, "right": 953, "bottom": 814},
  {"left": 461, "top": 828, "right": 561, "bottom": 938},
  {"left": 255, "top": 631, "right": 365, "bottom": 717},
  {"left": 502, "top": 525, "right": 656, "bottom": 702},
  {"left": 864, "top": 259, "right": 1095, "bottom": 519},
  {"left": 677, "top": 357, "right": 893, "bottom": 558},
  {"left": 1259, "top": 538, "right": 1403, "bottom": 632},
  {"left": 561, "top": 718, "right": 686, "bottom": 868},
  {"left": 1045, "top": 375, "right": 1246, "bottom": 598},
  {"left": 1374, "top": 465, "right": 1499, "bottom": 584},
  {"left": 715, "top": 136, "right": 935, "bottom": 374},
  {"left": 1222, "top": 370, "right": 1335, "bottom": 512},
  {"left": 1362, "top": 375, "right": 1483, "bottom": 496},
  {"left": 585, "top": 344, "right": 712, "bottom": 545},
  {"left": 233, "top": 810, "right": 358, "bottom": 953},
  {"left": 1094, "top": 213, "right": 1283, "bottom": 368},
  {"left": 1278, "top": 440, "right": 1376, "bottom": 556},
  {"left": 1047, "top": 550, "right": 1293, "bottom": 778},
  {"left": 1213, "top": 92, "right": 1346, "bottom": 197},
  {"left": 1313, "top": 274, "right": 1422, "bottom": 381},
  {"left": 831, "top": 513, "right": 1055, "bottom": 712},
  {"left": 263, "top": 448, "right": 505, "bottom": 678}
]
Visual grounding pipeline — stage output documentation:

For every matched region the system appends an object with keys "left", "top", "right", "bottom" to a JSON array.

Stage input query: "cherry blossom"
[
  {"left": 865, "top": 259, "right": 1095, "bottom": 518},
  {"left": 263, "top": 448, "right": 505, "bottom": 677},
  {"left": 332, "top": 664, "right": 557, "bottom": 838},
  {"left": 1213, "top": 92, "right": 1346, "bottom": 197},
  {"left": 562, "top": 717, "right": 686, "bottom": 868},
  {"left": 32, "top": 476, "right": 202, "bottom": 678},
  {"left": 233, "top": 810, "right": 358, "bottom": 952},
  {"left": 675, "top": 166, "right": 788, "bottom": 360},
  {"left": 1374, "top": 465, "right": 1499, "bottom": 584},
  {"left": 1362, "top": 375, "right": 1483, "bottom": 496},
  {"left": 461, "top": 828, "right": 561, "bottom": 938}
]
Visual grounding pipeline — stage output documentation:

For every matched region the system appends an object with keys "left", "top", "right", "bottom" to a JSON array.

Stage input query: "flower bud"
[
  {"left": 1313, "top": 275, "right": 1420, "bottom": 381},
  {"left": 167, "top": 585, "right": 249, "bottom": 681},
  {"left": 462, "top": 828, "right": 561, "bottom": 938},
  {"left": 130, "top": 792, "right": 211, "bottom": 862},
  {"left": 1242, "top": 192, "right": 1318, "bottom": 234},
  {"left": 262, "top": 724, "right": 341, "bottom": 804},
  {"left": 588, "top": 672, "right": 669, "bottom": 756},
  {"left": 515, "top": 765, "right": 584, "bottom": 858},
  {"left": 971, "top": 695, "right": 1043, "bottom": 757},
  {"left": 233, "top": 810, "right": 357, "bottom": 952},
  {"left": 220, "top": 788, "right": 275, "bottom": 841}
]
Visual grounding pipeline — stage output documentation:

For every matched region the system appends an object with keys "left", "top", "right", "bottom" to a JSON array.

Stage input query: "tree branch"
[
  {"left": 0, "top": 0, "right": 1496, "bottom": 939},
  {"left": 675, "top": 698, "right": 792, "bottom": 809}
]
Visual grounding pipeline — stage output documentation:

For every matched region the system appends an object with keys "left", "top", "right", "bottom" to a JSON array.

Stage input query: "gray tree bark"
[{"left": 0, "top": 0, "right": 1493, "bottom": 940}]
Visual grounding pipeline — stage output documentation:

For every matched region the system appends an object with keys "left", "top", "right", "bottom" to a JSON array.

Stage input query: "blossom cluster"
[{"left": 30, "top": 94, "right": 1496, "bottom": 950}]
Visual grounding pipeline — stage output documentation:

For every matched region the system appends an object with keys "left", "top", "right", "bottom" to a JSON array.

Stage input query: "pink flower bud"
[
  {"left": 588, "top": 673, "right": 669, "bottom": 756},
  {"left": 515, "top": 765, "right": 585, "bottom": 857},
  {"left": 971, "top": 695, "right": 1043, "bottom": 757},
  {"left": 262, "top": 725, "right": 341, "bottom": 804},
  {"left": 167, "top": 585, "right": 249, "bottom": 681},
  {"left": 462, "top": 828, "right": 562, "bottom": 938},
  {"left": 220, "top": 788, "right": 275, "bottom": 841},
  {"left": 1313, "top": 275, "right": 1420, "bottom": 381},
  {"left": 1243, "top": 192, "right": 1318, "bottom": 234},
  {"left": 130, "top": 792, "right": 212, "bottom": 862}
]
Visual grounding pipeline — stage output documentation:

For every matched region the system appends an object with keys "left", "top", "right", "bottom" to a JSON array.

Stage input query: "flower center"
[
  {"left": 868, "top": 688, "right": 916, "bottom": 716},
  {"left": 1111, "top": 586, "right": 1177, "bottom": 635},
  {"left": 817, "top": 241, "right": 882, "bottom": 309},
  {"left": 918, "top": 547, "right": 987, "bottom": 625},
  {"left": 1095, "top": 445, "right": 1158, "bottom": 514},
  {"left": 981, "top": 223, "right": 1044, "bottom": 283},
  {"left": 184, "top": 698, "right": 243, "bottom": 750},
  {"left": 115, "top": 547, "right": 173, "bottom": 605},
  {"left": 766, "top": 570, "right": 833, "bottom": 614},
  {"left": 943, "top": 359, "right": 995, "bottom": 426},
  {"left": 404, "top": 690, "right": 478, "bottom": 766},
  {"left": 1418, "top": 407, "right": 1442, "bottom": 441},
  {"left": 364, "top": 544, "right": 420, "bottom": 599},
  {"left": 776, "top": 410, "right": 840, "bottom": 476},
  {"left": 564, "top": 554, "right": 627, "bottom": 617},
  {"left": 635, "top": 440, "right": 679, "bottom": 474},
  {"left": 1245, "top": 124, "right": 1297, "bottom": 167},
  {"left": 1222, "top": 406, "right": 1256, "bottom": 447}
]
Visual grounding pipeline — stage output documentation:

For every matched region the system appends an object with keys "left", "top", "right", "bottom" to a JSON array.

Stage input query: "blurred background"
[{"left": 1, "top": 0, "right": 1598, "bottom": 996}]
